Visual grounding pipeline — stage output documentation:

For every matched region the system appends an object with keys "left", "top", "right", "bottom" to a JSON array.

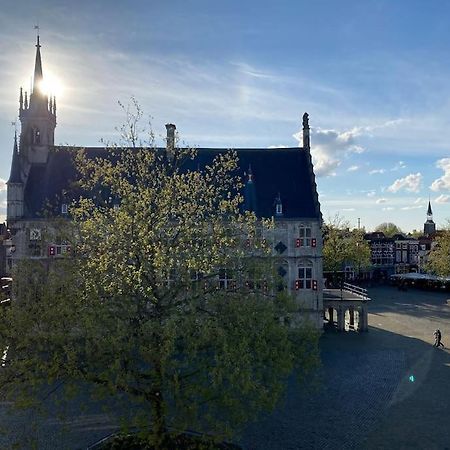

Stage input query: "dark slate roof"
[
  {"left": 23, "top": 146, "right": 321, "bottom": 220},
  {"left": 8, "top": 135, "right": 22, "bottom": 184}
]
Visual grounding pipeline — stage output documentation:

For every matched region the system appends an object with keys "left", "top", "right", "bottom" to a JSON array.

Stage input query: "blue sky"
[{"left": 1, "top": 0, "right": 450, "bottom": 232}]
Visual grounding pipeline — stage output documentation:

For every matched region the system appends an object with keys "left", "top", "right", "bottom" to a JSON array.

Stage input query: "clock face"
[{"left": 30, "top": 228, "right": 41, "bottom": 241}]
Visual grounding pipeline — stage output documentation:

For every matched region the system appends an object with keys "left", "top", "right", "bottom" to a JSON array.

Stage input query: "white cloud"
[
  {"left": 382, "top": 207, "right": 394, "bottom": 211},
  {"left": 369, "top": 169, "right": 385, "bottom": 175},
  {"left": 0, "top": 178, "right": 6, "bottom": 192},
  {"left": 387, "top": 173, "right": 422, "bottom": 193},
  {"left": 366, "top": 190, "right": 376, "bottom": 197},
  {"left": 293, "top": 127, "right": 365, "bottom": 177},
  {"left": 268, "top": 145, "right": 288, "bottom": 149},
  {"left": 435, "top": 194, "right": 450, "bottom": 203},
  {"left": 342, "top": 208, "right": 356, "bottom": 211},
  {"left": 376, "top": 198, "right": 387, "bottom": 204},
  {"left": 391, "top": 161, "right": 406, "bottom": 171},
  {"left": 401, "top": 205, "right": 423, "bottom": 210},
  {"left": 414, "top": 197, "right": 424, "bottom": 204},
  {"left": 430, "top": 158, "right": 450, "bottom": 192},
  {"left": 347, "top": 165, "right": 359, "bottom": 172}
]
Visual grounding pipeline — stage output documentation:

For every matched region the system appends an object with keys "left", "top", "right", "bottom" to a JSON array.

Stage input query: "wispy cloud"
[
  {"left": 369, "top": 169, "right": 385, "bottom": 175},
  {"left": 376, "top": 198, "right": 387, "bottom": 204},
  {"left": 435, "top": 194, "right": 450, "bottom": 203},
  {"left": 382, "top": 207, "right": 394, "bottom": 211},
  {"left": 430, "top": 158, "right": 450, "bottom": 192},
  {"left": 391, "top": 160, "right": 406, "bottom": 171},
  {"left": 387, "top": 173, "right": 422, "bottom": 193},
  {"left": 401, "top": 205, "right": 423, "bottom": 210},
  {"left": 347, "top": 165, "right": 359, "bottom": 172},
  {"left": 0, "top": 178, "right": 6, "bottom": 192}
]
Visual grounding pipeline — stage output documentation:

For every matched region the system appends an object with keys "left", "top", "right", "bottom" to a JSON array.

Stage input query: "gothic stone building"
[{"left": 5, "top": 37, "right": 324, "bottom": 328}]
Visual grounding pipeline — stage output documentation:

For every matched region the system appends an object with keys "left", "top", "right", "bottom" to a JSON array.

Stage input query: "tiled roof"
[{"left": 23, "top": 146, "right": 321, "bottom": 220}]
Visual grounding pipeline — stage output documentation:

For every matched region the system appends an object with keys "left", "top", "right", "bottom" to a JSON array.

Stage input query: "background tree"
[
  {"left": 0, "top": 103, "right": 319, "bottom": 449},
  {"left": 374, "top": 222, "right": 403, "bottom": 237},
  {"left": 426, "top": 223, "right": 450, "bottom": 277},
  {"left": 323, "top": 216, "right": 370, "bottom": 283}
]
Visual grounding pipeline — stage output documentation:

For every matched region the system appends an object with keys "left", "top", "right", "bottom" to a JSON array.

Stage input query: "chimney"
[{"left": 165, "top": 123, "right": 176, "bottom": 154}]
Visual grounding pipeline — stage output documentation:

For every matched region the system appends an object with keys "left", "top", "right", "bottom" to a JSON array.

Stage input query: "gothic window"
[
  {"left": 275, "top": 203, "right": 283, "bottom": 216},
  {"left": 61, "top": 203, "right": 68, "bottom": 215}
]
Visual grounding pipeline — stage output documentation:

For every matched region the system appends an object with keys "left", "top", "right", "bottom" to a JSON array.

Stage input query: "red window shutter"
[
  {"left": 295, "top": 238, "right": 301, "bottom": 248},
  {"left": 312, "top": 279, "right": 318, "bottom": 291},
  {"left": 295, "top": 279, "right": 300, "bottom": 290},
  {"left": 312, "top": 238, "right": 316, "bottom": 247},
  {"left": 48, "top": 245, "right": 55, "bottom": 257}
]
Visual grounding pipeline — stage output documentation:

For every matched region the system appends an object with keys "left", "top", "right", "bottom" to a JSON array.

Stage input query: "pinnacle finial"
[
  {"left": 302, "top": 112, "right": 309, "bottom": 129},
  {"left": 247, "top": 164, "right": 253, "bottom": 182}
]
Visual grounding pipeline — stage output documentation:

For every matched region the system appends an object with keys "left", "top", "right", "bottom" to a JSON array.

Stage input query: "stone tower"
[
  {"left": 7, "top": 35, "right": 57, "bottom": 224},
  {"left": 423, "top": 200, "right": 436, "bottom": 236}
]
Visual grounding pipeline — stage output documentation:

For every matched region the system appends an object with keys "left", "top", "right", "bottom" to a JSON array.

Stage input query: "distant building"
[
  {"left": 3, "top": 37, "right": 325, "bottom": 328},
  {"left": 363, "top": 201, "right": 439, "bottom": 278}
]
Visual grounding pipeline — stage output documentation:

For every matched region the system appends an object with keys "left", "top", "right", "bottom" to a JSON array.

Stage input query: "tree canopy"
[
  {"left": 426, "top": 224, "right": 450, "bottom": 277},
  {"left": 374, "top": 222, "right": 403, "bottom": 237},
  {"left": 323, "top": 216, "right": 371, "bottom": 278},
  {"left": 0, "top": 103, "right": 319, "bottom": 449}
]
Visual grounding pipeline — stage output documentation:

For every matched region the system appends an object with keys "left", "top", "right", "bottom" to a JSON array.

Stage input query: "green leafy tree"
[
  {"left": 375, "top": 222, "right": 403, "bottom": 237},
  {"left": 426, "top": 224, "right": 450, "bottom": 277},
  {"left": 0, "top": 103, "right": 319, "bottom": 448},
  {"left": 323, "top": 216, "right": 370, "bottom": 281}
]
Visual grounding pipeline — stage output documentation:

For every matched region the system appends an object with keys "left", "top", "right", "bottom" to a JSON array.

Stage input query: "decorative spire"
[
  {"left": 19, "top": 88, "right": 23, "bottom": 110},
  {"left": 24, "top": 91, "right": 28, "bottom": 109},
  {"left": 247, "top": 164, "right": 253, "bottom": 182},
  {"left": 427, "top": 200, "right": 433, "bottom": 217},
  {"left": 274, "top": 192, "right": 283, "bottom": 217},
  {"left": 33, "top": 34, "right": 43, "bottom": 93},
  {"left": 243, "top": 165, "right": 257, "bottom": 213},
  {"left": 8, "top": 132, "right": 22, "bottom": 184}
]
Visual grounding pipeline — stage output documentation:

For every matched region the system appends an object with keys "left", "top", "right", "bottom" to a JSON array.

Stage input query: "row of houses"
[{"left": 348, "top": 203, "right": 440, "bottom": 280}]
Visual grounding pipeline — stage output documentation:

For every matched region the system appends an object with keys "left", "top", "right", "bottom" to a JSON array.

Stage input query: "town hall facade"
[{"left": 4, "top": 37, "right": 324, "bottom": 328}]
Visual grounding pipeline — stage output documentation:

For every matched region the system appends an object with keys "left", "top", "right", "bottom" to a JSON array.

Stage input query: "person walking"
[{"left": 433, "top": 329, "right": 445, "bottom": 348}]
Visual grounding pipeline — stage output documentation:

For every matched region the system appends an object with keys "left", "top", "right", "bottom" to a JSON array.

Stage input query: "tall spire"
[
  {"left": 33, "top": 34, "right": 43, "bottom": 93},
  {"left": 427, "top": 200, "right": 433, "bottom": 217},
  {"left": 424, "top": 199, "right": 436, "bottom": 236},
  {"left": 8, "top": 132, "right": 22, "bottom": 184}
]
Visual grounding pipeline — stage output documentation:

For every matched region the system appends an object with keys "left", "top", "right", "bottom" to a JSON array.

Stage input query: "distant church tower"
[
  {"left": 423, "top": 200, "right": 436, "bottom": 236},
  {"left": 6, "top": 35, "right": 57, "bottom": 224}
]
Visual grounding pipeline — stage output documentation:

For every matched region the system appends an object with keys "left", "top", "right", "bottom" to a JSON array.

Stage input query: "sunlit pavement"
[{"left": 241, "top": 285, "right": 450, "bottom": 450}]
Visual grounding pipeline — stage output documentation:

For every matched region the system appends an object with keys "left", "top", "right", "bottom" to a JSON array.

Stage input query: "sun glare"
[{"left": 38, "top": 73, "right": 64, "bottom": 98}]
